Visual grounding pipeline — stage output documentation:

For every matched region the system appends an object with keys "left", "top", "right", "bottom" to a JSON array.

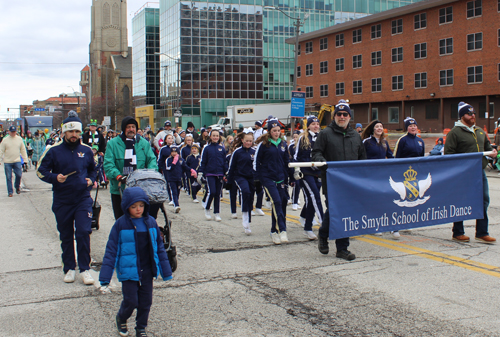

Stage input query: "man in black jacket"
[
  {"left": 312, "top": 100, "right": 366, "bottom": 260},
  {"left": 82, "top": 119, "right": 106, "bottom": 155}
]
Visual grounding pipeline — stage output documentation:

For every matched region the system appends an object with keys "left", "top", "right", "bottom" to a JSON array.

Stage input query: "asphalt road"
[{"left": 1, "top": 167, "right": 500, "bottom": 336}]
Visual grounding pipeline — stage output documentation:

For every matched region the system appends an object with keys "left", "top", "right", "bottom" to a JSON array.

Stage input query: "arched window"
[
  {"left": 112, "top": 3, "right": 119, "bottom": 26},
  {"left": 103, "top": 3, "right": 110, "bottom": 26}
]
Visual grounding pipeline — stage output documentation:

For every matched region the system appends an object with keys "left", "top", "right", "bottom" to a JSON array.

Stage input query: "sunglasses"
[{"left": 335, "top": 112, "right": 350, "bottom": 117}]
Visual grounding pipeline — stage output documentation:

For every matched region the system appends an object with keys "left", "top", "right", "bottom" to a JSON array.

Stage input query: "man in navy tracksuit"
[{"left": 37, "top": 114, "right": 97, "bottom": 284}]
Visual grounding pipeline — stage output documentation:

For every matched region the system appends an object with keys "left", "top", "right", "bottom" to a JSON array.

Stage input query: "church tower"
[{"left": 89, "top": 0, "right": 129, "bottom": 99}]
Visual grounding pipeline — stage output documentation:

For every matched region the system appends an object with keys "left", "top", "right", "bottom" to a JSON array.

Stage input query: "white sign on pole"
[{"left": 103, "top": 116, "right": 111, "bottom": 125}]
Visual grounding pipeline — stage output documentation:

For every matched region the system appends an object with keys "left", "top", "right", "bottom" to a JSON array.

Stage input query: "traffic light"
[{"left": 76, "top": 107, "right": 81, "bottom": 113}]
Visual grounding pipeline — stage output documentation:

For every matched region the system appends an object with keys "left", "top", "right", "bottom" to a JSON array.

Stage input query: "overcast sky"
[{"left": 0, "top": 0, "right": 155, "bottom": 119}]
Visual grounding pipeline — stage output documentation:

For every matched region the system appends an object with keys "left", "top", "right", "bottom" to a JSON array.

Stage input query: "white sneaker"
[
  {"left": 242, "top": 212, "right": 251, "bottom": 235},
  {"left": 81, "top": 270, "right": 95, "bottom": 285},
  {"left": 175, "top": 207, "right": 181, "bottom": 213},
  {"left": 231, "top": 213, "right": 238, "bottom": 219},
  {"left": 204, "top": 209, "right": 212, "bottom": 220},
  {"left": 193, "top": 199, "right": 199, "bottom": 203},
  {"left": 304, "top": 231, "right": 318, "bottom": 240},
  {"left": 265, "top": 201, "right": 272, "bottom": 209},
  {"left": 279, "top": 231, "right": 289, "bottom": 243},
  {"left": 292, "top": 204, "right": 298, "bottom": 211},
  {"left": 225, "top": 190, "right": 229, "bottom": 194},
  {"left": 63, "top": 270, "right": 76, "bottom": 283},
  {"left": 391, "top": 231, "right": 401, "bottom": 239},
  {"left": 244, "top": 228, "right": 252, "bottom": 235},
  {"left": 251, "top": 210, "right": 256, "bottom": 216},
  {"left": 168, "top": 201, "right": 174, "bottom": 206},
  {"left": 373, "top": 232, "right": 383, "bottom": 236},
  {"left": 271, "top": 232, "right": 281, "bottom": 245},
  {"left": 299, "top": 217, "right": 305, "bottom": 228},
  {"left": 215, "top": 214, "right": 222, "bottom": 222},
  {"left": 254, "top": 208, "right": 265, "bottom": 216},
  {"left": 287, "top": 199, "right": 292, "bottom": 205},
  {"left": 202, "top": 201, "right": 206, "bottom": 208}
]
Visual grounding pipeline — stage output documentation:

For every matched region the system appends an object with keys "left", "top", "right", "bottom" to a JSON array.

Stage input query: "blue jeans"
[
  {"left": 4, "top": 162, "right": 22, "bottom": 195},
  {"left": 452, "top": 170, "right": 489, "bottom": 237}
]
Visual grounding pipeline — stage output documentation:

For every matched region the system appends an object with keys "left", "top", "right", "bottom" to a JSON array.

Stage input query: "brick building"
[{"left": 289, "top": 0, "right": 500, "bottom": 132}]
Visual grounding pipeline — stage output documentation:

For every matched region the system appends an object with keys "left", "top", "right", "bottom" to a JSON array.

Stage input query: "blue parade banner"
[{"left": 325, "top": 153, "right": 484, "bottom": 240}]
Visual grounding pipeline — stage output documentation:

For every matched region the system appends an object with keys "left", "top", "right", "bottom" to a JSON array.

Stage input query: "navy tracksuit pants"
[
  {"left": 292, "top": 180, "right": 301, "bottom": 204},
  {"left": 229, "top": 183, "right": 239, "bottom": 214},
  {"left": 255, "top": 189, "right": 263, "bottom": 209},
  {"left": 205, "top": 175, "right": 223, "bottom": 213},
  {"left": 262, "top": 178, "right": 287, "bottom": 233},
  {"left": 118, "top": 272, "right": 154, "bottom": 330},
  {"left": 52, "top": 197, "right": 93, "bottom": 273},
  {"left": 168, "top": 181, "right": 181, "bottom": 207},
  {"left": 189, "top": 177, "right": 201, "bottom": 200},
  {"left": 234, "top": 176, "right": 255, "bottom": 220},
  {"left": 301, "top": 175, "right": 323, "bottom": 231}
]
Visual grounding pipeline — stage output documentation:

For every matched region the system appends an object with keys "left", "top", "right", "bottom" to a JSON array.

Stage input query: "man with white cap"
[
  {"left": 36, "top": 112, "right": 97, "bottom": 285},
  {"left": 0, "top": 125, "right": 28, "bottom": 197}
]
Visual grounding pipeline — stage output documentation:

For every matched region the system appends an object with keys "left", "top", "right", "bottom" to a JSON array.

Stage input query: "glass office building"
[
  {"left": 159, "top": 0, "right": 423, "bottom": 128},
  {"left": 132, "top": 7, "right": 161, "bottom": 109}
]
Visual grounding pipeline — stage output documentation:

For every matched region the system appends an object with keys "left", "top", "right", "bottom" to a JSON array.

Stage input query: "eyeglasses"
[
  {"left": 465, "top": 112, "right": 476, "bottom": 116},
  {"left": 335, "top": 112, "right": 350, "bottom": 117}
]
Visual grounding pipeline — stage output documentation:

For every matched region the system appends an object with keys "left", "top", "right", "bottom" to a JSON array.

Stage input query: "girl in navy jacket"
[
  {"left": 254, "top": 118, "right": 294, "bottom": 244},
  {"left": 227, "top": 128, "right": 257, "bottom": 234},
  {"left": 361, "top": 120, "right": 394, "bottom": 160},
  {"left": 198, "top": 129, "right": 227, "bottom": 221},
  {"left": 288, "top": 130, "right": 302, "bottom": 211},
  {"left": 186, "top": 143, "right": 202, "bottom": 203},
  {"left": 180, "top": 134, "right": 193, "bottom": 192},
  {"left": 157, "top": 134, "right": 175, "bottom": 204},
  {"left": 165, "top": 146, "right": 197, "bottom": 213},
  {"left": 294, "top": 116, "right": 323, "bottom": 241}
]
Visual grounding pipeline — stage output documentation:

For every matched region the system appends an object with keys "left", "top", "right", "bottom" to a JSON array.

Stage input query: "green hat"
[{"left": 90, "top": 119, "right": 98, "bottom": 127}]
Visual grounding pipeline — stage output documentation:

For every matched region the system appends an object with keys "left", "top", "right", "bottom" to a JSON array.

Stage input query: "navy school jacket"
[
  {"left": 363, "top": 136, "right": 394, "bottom": 159},
  {"left": 36, "top": 139, "right": 96, "bottom": 204},
  {"left": 394, "top": 133, "right": 425, "bottom": 158},
  {"left": 157, "top": 145, "right": 172, "bottom": 173},
  {"left": 254, "top": 138, "right": 294, "bottom": 184},
  {"left": 226, "top": 146, "right": 256, "bottom": 183},
  {"left": 180, "top": 144, "right": 191, "bottom": 160},
  {"left": 199, "top": 142, "right": 227, "bottom": 176},
  {"left": 99, "top": 187, "right": 172, "bottom": 284},
  {"left": 165, "top": 156, "right": 192, "bottom": 182},
  {"left": 293, "top": 132, "right": 320, "bottom": 176},
  {"left": 186, "top": 153, "right": 201, "bottom": 171}
]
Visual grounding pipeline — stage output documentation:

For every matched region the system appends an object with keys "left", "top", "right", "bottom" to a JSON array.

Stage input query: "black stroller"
[{"left": 125, "top": 169, "right": 178, "bottom": 272}]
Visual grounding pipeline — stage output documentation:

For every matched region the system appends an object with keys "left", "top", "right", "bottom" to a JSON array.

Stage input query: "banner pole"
[{"left": 289, "top": 162, "right": 327, "bottom": 168}]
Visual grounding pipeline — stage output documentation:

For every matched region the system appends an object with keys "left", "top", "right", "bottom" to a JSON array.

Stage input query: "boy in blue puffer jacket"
[{"left": 99, "top": 187, "right": 173, "bottom": 337}]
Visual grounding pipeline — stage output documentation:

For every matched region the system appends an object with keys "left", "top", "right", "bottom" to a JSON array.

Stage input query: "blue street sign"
[
  {"left": 290, "top": 91, "right": 305, "bottom": 118},
  {"left": 34, "top": 108, "right": 45, "bottom": 111}
]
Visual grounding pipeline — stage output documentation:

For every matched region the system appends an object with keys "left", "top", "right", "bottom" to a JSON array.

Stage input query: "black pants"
[
  {"left": 112, "top": 193, "right": 160, "bottom": 220},
  {"left": 118, "top": 272, "right": 153, "bottom": 329},
  {"left": 318, "top": 198, "right": 350, "bottom": 252}
]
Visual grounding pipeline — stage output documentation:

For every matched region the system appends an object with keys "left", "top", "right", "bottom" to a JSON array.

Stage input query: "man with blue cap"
[{"left": 37, "top": 113, "right": 97, "bottom": 285}]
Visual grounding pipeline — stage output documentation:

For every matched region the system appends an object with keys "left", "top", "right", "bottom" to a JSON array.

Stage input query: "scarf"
[
  {"left": 121, "top": 133, "right": 137, "bottom": 175},
  {"left": 309, "top": 131, "right": 318, "bottom": 142}
]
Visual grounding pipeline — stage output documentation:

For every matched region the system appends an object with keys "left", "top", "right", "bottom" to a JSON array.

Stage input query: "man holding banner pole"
[
  {"left": 444, "top": 102, "right": 497, "bottom": 243},
  {"left": 312, "top": 100, "right": 366, "bottom": 260}
]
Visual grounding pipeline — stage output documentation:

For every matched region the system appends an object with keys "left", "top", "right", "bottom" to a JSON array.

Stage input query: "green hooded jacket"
[{"left": 104, "top": 135, "right": 158, "bottom": 195}]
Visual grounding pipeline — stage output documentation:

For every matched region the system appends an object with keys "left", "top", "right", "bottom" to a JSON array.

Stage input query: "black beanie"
[
  {"left": 187, "top": 121, "right": 195, "bottom": 129},
  {"left": 121, "top": 116, "right": 138, "bottom": 133}
]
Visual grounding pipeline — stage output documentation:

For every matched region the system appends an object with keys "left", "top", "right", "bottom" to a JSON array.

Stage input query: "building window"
[
  {"left": 371, "top": 108, "right": 378, "bottom": 121},
  {"left": 467, "top": 0, "right": 482, "bottom": 18},
  {"left": 440, "top": 69, "right": 454, "bottom": 86},
  {"left": 353, "top": 80, "right": 362, "bottom": 94},
  {"left": 352, "top": 29, "right": 362, "bottom": 43},
  {"left": 415, "top": 72, "right": 427, "bottom": 89},
  {"left": 306, "top": 86, "right": 313, "bottom": 98},
  {"left": 392, "top": 75, "right": 403, "bottom": 91},
  {"left": 498, "top": 64, "right": 500, "bottom": 81},
  {"left": 336, "top": 82, "right": 344, "bottom": 96},
  {"left": 298, "top": 44, "right": 301, "bottom": 55},
  {"left": 320, "top": 37, "right": 328, "bottom": 51},
  {"left": 439, "top": 6, "right": 453, "bottom": 24},
  {"left": 372, "top": 78, "right": 382, "bottom": 93},
  {"left": 336, "top": 58, "right": 344, "bottom": 71},
  {"left": 371, "top": 51, "right": 381, "bottom": 66},
  {"left": 371, "top": 24, "right": 381, "bottom": 39},
  {"left": 467, "top": 65, "right": 483, "bottom": 83},
  {"left": 353, "top": 55, "right": 362, "bottom": 69},
  {"left": 467, "top": 33, "right": 482, "bottom": 51},
  {"left": 389, "top": 107, "right": 399, "bottom": 123},
  {"left": 336, "top": 33, "right": 344, "bottom": 47},
  {"left": 305, "top": 64, "right": 313, "bottom": 76},
  {"left": 498, "top": 29, "right": 500, "bottom": 46},
  {"left": 414, "top": 43, "right": 427, "bottom": 59},
  {"left": 392, "top": 47, "right": 403, "bottom": 63},
  {"left": 426, "top": 104, "right": 439, "bottom": 120},
  {"left": 414, "top": 13, "right": 427, "bottom": 30},
  {"left": 439, "top": 38, "right": 453, "bottom": 55},
  {"left": 392, "top": 19, "right": 403, "bottom": 35},
  {"left": 305, "top": 41, "right": 313, "bottom": 54},
  {"left": 320, "top": 84, "right": 328, "bottom": 97},
  {"left": 297, "top": 66, "right": 301, "bottom": 78},
  {"left": 320, "top": 61, "right": 328, "bottom": 74}
]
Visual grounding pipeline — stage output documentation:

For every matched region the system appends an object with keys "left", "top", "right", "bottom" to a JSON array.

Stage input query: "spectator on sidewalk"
[{"left": 0, "top": 126, "right": 28, "bottom": 197}]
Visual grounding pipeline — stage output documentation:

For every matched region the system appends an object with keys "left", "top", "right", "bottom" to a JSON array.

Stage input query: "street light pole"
[
  {"left": 264, "top": 6, "right": 309, "bottom": 133},
  {"left": 155, "top": 52, "right": 182, "bottom": 119}
]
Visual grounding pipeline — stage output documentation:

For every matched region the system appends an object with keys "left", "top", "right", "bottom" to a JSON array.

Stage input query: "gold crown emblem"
[{"left": 403, "top": 166, "right": 417, "bottom": 181}]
